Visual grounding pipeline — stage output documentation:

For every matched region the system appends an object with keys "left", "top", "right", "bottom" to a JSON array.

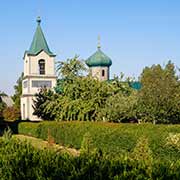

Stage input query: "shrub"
[
  {"left": 166, "top": 133, "right": 180, "bottom": 150},
  {"left": 3, "top": 107, "right": 21, "bottom": 121},
  {"left": 130, "top": 136, "right": 153, "bottom": 178},
  {"left": 1, "top": 138, "right": 180, "bottom": 179},
  {"left": 18, "top": 121, "right": 180, "bottom": 161},
  {"left": 80, "top": 132, "right": 96, "bottom": 154},
  {"left": 2, "top": 127, "right": 12, "bottom": 142}
]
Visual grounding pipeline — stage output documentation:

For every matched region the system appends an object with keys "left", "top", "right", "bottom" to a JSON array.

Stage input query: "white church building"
[
  {"left": 21, "top": 17, "right": 112, "bottom": 120},
  {"left": 21, "top": 17, "right": 57, "bottom": 120}
]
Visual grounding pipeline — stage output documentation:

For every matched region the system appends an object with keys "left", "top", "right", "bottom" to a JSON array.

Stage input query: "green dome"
[{"left": 86, "top": 48, "right": 112, "bottom": 67}]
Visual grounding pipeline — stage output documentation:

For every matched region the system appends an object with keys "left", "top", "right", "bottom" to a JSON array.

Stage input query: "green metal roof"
[
  {"left": 129, "top": 82, "right": 142, "bottom": 90},
  {"left": 26, "top": 17, "right": 55, "bottom": 57},
  {"left": 108, "top": 79, "right": 142, "bottom": 90},
  {"left": 86, "top": 47, "right": 112, "bottom": 67}
]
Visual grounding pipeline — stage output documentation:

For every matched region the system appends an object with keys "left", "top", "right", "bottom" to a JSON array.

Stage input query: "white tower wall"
[{"left": 21, "top": 51, "right": 57, "bottom": 121}]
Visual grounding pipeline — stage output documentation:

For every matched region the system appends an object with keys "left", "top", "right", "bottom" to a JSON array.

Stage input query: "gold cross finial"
[
  {"left": 37, "top": 0, "right": 41, "bottom": 23},
  {"left": 97, "top": 35, "right": 101, "bottom": 49}
]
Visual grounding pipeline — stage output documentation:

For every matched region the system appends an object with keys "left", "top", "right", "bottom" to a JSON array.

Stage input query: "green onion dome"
[{"left": 86, "top": 47, "right": 112, "bottom": 67}]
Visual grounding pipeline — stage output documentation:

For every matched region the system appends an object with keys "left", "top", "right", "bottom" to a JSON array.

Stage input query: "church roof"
[
  {"left": 86, "top": 47, "right": 112, "bottom": 67},
  {"left": 26, "top": 17, "right": 55, "bottom": 57}
]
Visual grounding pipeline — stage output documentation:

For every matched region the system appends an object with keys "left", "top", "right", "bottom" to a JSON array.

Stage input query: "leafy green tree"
[
  {"left": 33, "top": 89, "right": 56, "bottom": 120},
  {"left": 99, "top": 90, "right": 138, "bottom": 122},
  {"left": 137, "top": 61, "right": 180, "bottom": 124},
  {"left": 40, "top": 76, "right": 115, "bottom": 121},
  {"left": 34, "top": 74, "right": 136, "bottom": 121},
  {"left": 34, "top": 56, "right": 139, "bottom": 121},
  {"left": 12, "top": 73, "right": 23, "bottom": 109},
  {"left": 56, "top": 55, "right": 87, "bottom": 79}
]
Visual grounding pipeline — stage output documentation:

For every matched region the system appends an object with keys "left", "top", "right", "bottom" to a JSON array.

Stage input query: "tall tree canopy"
[
  {"left": 34, "top": 58, "right": 180, "bottom": 124},
  {"left": 33, "top": 56, "right": 135, "bottom": 121},
  {"left": 56, "top": 55, "right": 87, "bottom": 79},
  {"left": 137, "top": 61, "right": 180, "bottom": 124}
]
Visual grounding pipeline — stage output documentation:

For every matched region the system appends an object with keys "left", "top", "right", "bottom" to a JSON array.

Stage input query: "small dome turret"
[
  {"left": 86, "top": 37, "right": 112, "bottom": 81},
  {"left": 86, "top": 48, "right": 112, "bottom": 67}
]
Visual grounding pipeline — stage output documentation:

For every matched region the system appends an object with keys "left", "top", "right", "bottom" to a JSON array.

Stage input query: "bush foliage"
[
  {"left": 19, "top": 121, "right": 180, "bottom": 161},
  {"left": 1, "top": 133, "right": 180, "bottom": 179},
  {"left": 3, "top": 107, "right": 21, "bottom": 121}
]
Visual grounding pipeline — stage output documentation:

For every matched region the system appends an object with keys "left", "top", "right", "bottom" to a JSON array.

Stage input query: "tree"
[
  {"left": 33, "top": 89, "right": 56, "bottom": 120},
  {"left": 12, "top": 73, "right": 23, "bottom": 109},
  {"left": 56, "top": 55, "right": 87, "bottom": 79},
  {"left": 34, "top": 56, "right": 139, "bottom": 122},
  {"left": 34, "top": 56, "right": 88, "bottom": 120},
  {"left": 99, "top": 90, "right": 138, "bottom": 122},
  {"left": 33, "top": 74, "right": 137, "bottom": 121},
  {"left": 34, "top": 76, "right": 114, "bottom": 121},
  {"left": 137, "top": 61, "right": 180, "bottom": 124}
]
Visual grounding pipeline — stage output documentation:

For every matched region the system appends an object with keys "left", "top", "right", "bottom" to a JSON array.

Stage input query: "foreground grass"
[{"left": 18, "top": 121, "right": 180, "bottom": 161}]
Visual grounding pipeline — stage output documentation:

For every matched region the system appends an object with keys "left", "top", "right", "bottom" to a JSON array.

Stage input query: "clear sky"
[{"left": 1, "top": 0, "right": 180, "bottom": 95}]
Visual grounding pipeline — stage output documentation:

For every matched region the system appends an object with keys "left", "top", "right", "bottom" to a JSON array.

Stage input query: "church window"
[
  {"left": 38, "top": 59, "right": 45, "bottom": 75},
  {"left": 102, "top": 69, "right": 105, "bottom": 77},
  {"left": 32, "top": 80, "right": 52, "bottom": 88}
]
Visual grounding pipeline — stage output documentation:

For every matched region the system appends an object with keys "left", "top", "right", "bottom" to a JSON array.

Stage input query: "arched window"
[
  {"left": 38, "top": 59, "right": 45, "bottom": 75},
  {"left": 102, "top": 69, "right": 105, "bottom": 77}
]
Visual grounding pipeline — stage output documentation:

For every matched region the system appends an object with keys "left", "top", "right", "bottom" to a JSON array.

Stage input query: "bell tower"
[{"left": 21, "top": 17, "right": 57, "bottom": 120}]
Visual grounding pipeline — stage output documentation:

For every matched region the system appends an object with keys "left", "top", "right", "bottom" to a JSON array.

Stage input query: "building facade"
[{"left": 21, "top": 17, "right": 57, "bottom": 120}]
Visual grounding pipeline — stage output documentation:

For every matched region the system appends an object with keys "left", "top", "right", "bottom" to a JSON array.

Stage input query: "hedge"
[
  {"left": 1, "top": 137, "right": 180, "bottom": 179},
  {"left": 18, "top": 121, "right": 180, "bottom": 161}
]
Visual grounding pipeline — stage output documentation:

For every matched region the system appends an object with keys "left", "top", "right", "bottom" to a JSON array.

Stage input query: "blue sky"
[{"left": 1, "top": 0, "right": 180, "bottom": 95}]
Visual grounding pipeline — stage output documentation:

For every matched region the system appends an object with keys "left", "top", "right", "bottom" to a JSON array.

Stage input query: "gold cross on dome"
[{"left": 98, "top": 35, "right": 101, "bottom": 49}]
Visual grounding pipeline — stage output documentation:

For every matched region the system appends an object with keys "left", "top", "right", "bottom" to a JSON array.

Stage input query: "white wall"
[
  {"left": 24, "top": 51, "right": 55, "bottom": 76},
  {"left": 21, "top": 50, "right": 57, "bottom": 121}
]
